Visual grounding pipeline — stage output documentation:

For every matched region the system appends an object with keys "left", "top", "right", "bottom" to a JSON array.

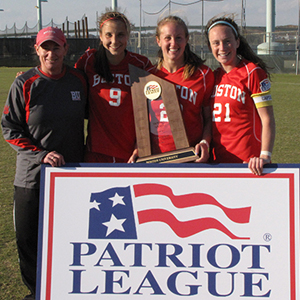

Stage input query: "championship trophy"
[{"left": 129, "top": 64, "right": 199, "bottom": 163}]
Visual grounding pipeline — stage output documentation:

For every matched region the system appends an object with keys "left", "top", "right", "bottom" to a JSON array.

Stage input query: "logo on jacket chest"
[{"left": 70, "top": 91, "right": 81, "bottom": 101}]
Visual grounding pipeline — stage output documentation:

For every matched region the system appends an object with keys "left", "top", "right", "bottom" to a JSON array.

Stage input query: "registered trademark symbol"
[{"left": 263, "top": 233, "right": 272, "bottom": 242}]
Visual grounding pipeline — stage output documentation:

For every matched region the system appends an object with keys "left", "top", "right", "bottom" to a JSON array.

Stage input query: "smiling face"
[
  {"left": 100, "top": 19, "right": 129, "bottom": 65},
  {"left": 35, "top": 40, "right": 68, "bottom": 76},
  {"left": 156, "top": 21, "right": 188, "bottom": 70},
  {"left": 208, "top": 25, "right": 240, "bottom": 73}
]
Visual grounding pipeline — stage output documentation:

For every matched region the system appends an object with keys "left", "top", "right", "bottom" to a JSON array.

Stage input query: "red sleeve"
[
  {"left": 249, "top": 67, "right": 270, "bottom": 96},
  {"left": 144, "top": 57, "right": 153, "bottom": 70},
  {"left": 75, "top": 48, "right": 96, "bottom": 72},
  {"left": 75, "top": 54, "right": 87, "bottom": 72}
]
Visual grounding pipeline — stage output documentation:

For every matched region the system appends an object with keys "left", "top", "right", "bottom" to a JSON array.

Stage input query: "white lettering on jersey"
[
  {"left": 159, "top": 103, "right": 168, "bottom": 122},
  {"left": 213, "top": 84, "right": 245, "bottom": 104},
  {"left": 93, "top": 74, "right": 101, "bottom": 87},
  {"left": 92, "top": 74, "right": 131, "bottom": 87},
  {"left": 223, "top": 84, "right": 231, "bottom": 97},
  {"left": 114, "top": 74, "right": 123, "bottom": 84},
  {"left": 109, "top": 88, "right": 121, "bottom": 106},
  {"left": 230, "top": 86, "right": 238, "bottom": 100},
  {"left": 175, "top": 85, "right": 198, "bottom": 105},
  {"left": 124, "top": 75, "right": 131, "bottom": 86},
  {"left": 216, "top": 84, "right": 224, "bottom": 97}
]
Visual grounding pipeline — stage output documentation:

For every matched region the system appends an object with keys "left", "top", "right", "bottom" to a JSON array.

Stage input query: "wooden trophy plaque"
[{"left": 129, "top": 64, "right": 199, "bottom": 163}]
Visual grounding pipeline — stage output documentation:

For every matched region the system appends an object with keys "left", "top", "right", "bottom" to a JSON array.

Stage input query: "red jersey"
[
  {"left": 75, "top": 49, "right": 152, "bottom": 161},
  {"left": 211, "top": 59, "right": 273, "bottom": 163},
  {"left": 147, "top": 65, "right": 214, "bottom": 154}
]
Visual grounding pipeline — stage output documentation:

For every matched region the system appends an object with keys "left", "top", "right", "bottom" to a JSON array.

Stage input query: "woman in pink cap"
[{"left": 1, "top": 26, "right": 87, "bottom": 299}]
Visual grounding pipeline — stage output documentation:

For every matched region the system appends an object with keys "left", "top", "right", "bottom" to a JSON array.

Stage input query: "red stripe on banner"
[
  {"left": 45, "top": 173, "right": 56, "bottom": 300},
  {"left": 288, "top": 174, "right": 296, "bottom": 300},
  {"left": 137, "top": 209, "right": 249, "bottom": 240},
  {"left": 133, "top": 183, "right": 251, "bottom": 224}
]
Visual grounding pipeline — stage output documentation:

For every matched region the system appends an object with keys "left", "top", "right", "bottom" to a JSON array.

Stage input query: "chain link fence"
[{"left": 0, "top": 17, "right": 298, "bottom": 73}]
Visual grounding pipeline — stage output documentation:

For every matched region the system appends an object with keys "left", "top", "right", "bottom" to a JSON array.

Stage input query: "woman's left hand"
[
  {"left": 248, "top": 156, "right": 271, "bottom": 176},
  {"left": 195, "top": 142, "right": 209, "bottom": 163},
  {"left": 42, "top": 151, "right": 66, "bottom": 167}
]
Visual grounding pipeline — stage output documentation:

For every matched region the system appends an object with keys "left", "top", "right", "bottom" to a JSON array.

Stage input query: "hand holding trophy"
[{"left": 130, "top": 64, "right": 199, "bottom": 163}]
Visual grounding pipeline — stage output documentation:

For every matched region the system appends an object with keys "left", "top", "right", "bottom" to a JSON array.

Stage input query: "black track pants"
[{"left": 14, "top": 186, "right": 39, "bottom": 296}]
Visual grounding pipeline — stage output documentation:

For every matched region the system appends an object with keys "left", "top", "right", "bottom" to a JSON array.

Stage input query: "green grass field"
[{"left": 0, "top": 67, "right": 300, "bottom": 299}]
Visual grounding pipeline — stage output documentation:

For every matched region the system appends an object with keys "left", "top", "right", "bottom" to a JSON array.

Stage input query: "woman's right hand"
[
  {"left": 16, "top": 71, "right": 25, "bottom": 78},
  {"left": 128, "top": 148, "right": 139, "bottom": 163}
]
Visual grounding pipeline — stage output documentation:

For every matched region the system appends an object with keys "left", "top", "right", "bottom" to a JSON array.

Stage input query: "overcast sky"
[{"left": 0, "top": 0, "right": 299, "bottom": 31}]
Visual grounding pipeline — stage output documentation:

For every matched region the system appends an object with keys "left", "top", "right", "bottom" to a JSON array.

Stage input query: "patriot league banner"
[{"left": 37, "top": 164, "right": 300, "bottom": 300}]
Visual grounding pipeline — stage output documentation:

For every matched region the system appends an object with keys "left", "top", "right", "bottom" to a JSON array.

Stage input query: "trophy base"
[{"left": 136, "top": 147, "right": 199, "bottom": 164}]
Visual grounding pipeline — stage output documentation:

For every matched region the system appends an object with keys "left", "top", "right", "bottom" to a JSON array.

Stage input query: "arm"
[
  {"left": 1, "top": 78, "right": 64, "bottom": 166},
  {"left": 195, "top": 106, "right": 212, "bottom": 163},
  {"left": 74, "top": 50, "right": 87, "bottom": 71},
  {"left": 195, "top": 67, "right": 214, "bottom": 163},
  {"left": 248, "top": 105, "right": 276, "bottom": 175},
  {"left": 127, "top": 148, "right": 139, "bottom": 163}
]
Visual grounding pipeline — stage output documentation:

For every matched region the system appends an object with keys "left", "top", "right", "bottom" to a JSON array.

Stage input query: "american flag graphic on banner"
[
  {"left": 88, "top": 183, "right": 251, "bottom": 240},
  {"left": 88, "top": 186, "right": 137, "bottom": 239}
]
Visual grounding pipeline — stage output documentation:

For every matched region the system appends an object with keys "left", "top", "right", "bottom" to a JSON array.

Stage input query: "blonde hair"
[{"left": 156, "top": 15, "right": 205, "bottom": 80}]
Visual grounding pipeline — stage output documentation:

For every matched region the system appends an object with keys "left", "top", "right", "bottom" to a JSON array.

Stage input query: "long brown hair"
[
  {"left": 94, "top": 11, "right": 131, "bottom": 83},
  {"left": 156, "top": 15, "right": 205, "bottom": 80},
  {"left": 205, "top": 15, "right": 270, "bottom": 78}
]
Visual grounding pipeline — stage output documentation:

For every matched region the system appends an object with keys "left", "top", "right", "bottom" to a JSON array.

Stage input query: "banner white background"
[{"left": 37, "top": 164, "right": 300, "bottom": 300}]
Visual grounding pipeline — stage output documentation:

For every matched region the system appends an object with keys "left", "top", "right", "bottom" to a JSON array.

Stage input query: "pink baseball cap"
[{"left": 36, "top": 26, "right": 66, "bottom": 47}]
